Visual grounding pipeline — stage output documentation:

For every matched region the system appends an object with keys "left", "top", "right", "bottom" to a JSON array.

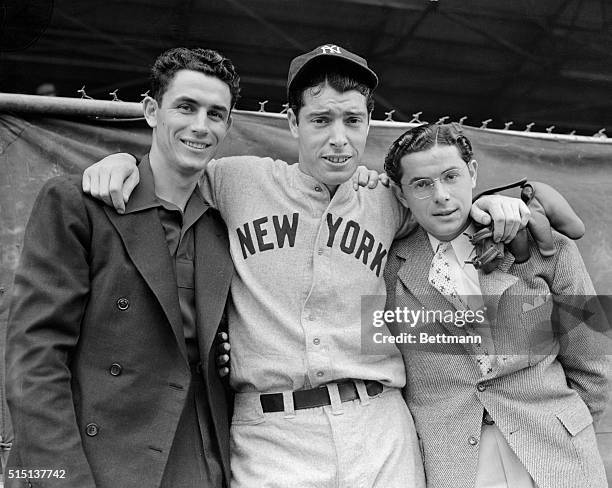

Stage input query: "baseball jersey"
[{"left": 202, "top": 156, "right": 408, "bottom": 393}]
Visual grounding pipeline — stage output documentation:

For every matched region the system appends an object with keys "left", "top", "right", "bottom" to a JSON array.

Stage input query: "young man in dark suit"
[{"left": 5, "top": 47, "right": 239, "bottom": 488}]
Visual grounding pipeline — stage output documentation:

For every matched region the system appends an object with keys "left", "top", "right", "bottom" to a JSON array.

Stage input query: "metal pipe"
[
  {"left": 0, "top": 94, "right": 144, "bottom": 118},
  {"left": 0, "top": 93, "right": 609, "bottom": 144}
]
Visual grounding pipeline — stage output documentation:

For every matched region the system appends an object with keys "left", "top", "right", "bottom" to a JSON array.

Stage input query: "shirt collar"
[
  {"left": 123, "top": 154, "right": 209, "bottom": 220},
  {"left": 427, "top": 222, "right": 476, "bottom": 269},
  {"left": 123, "top": 154, "right": 160, "bottom": 214}
]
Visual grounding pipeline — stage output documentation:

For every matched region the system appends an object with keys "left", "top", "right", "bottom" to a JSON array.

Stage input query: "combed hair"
[
  {"left": 384, "top": 123, "right": 473, "bottom": 186},
  {"left": 150, "top": 47, "right": 241, "bottom": 108}
]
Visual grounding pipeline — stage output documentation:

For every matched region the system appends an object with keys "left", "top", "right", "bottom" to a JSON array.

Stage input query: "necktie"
[
  {"left": 429, "top": 241, "right": 493, "bottom": 375},
  {"left": 428, "top": 241, "right": 467, "bottom": 311}
]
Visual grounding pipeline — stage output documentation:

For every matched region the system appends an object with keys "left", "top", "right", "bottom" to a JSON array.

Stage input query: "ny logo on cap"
[{"left": 320, "top": 44, "right": 341, "bottom": 54}]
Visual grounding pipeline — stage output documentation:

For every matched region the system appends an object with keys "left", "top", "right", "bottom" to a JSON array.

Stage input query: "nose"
[
  {"left": 191, "top": 110, "right": 209, "bottom": 135},
  {"left": 329, "top": 120, "right": 348, "bottom": 148},
  {"left": 432, "top": 179, "right": 450, "bottom": 202}
]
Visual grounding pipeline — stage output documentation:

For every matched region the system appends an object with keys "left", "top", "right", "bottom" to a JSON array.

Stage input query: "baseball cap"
[{"left": 287, "top": 44, "right": 379, "bottom": 96}]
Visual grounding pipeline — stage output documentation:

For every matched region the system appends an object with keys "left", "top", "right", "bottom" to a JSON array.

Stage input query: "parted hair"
[
  {"left": 150, "top": 47, "right": 241, "bottom": 108},
  {"left": 384, "top": 123, "right": 473, "bottom": 186}
]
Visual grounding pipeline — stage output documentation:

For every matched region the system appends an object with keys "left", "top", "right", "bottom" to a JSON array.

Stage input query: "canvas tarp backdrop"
[{"left": 0, "top": 108, "right": 611, "bottom": 478}]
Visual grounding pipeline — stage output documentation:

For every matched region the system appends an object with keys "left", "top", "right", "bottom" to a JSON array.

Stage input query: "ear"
[
  {"left": 287, "top": 108, "right": 299, "bottom": 139},
  {"left": 143, "top": 96, "right": 158, "bottom": 129},
  {"left": 392, "top": 182, "right": 410, "bottom": 209},
  {"left": 468, "top": 159, "right": 478, "bottom": 188}
]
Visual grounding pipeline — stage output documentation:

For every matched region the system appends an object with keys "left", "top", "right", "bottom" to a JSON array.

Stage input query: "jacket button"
[
  {"left": 109, "top": 363, "right": 122, "bottom": 376},
  {"left": 116, "top": 297, "right": 129, "bottom": 310},
  {"left": 468, "top": 436, "right": 478, "bottom": 446},
  {"left": 85, "top": 423, "right": 99, "bottom": 437},
  {"left": 477, "top": 384, "right": 486, "bottom": 392}
]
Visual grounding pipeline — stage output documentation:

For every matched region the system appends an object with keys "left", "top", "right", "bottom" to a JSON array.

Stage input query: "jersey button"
[
  {"left": 316, "top": 371, "right": 324, "bottom": 378},
  {"left": 477, "top": 384, "right": 486, "bottom": 392},
  {"left": 468, "top": 436, "right": 478, "bottom": 446},
  {"left": 313, "top": 338, "right": 320, "bottom": 345},
  {"left": 314, "top": 186, "right": 322, "bottom": 192}
]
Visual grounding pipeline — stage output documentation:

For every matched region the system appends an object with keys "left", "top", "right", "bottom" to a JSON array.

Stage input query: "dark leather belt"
[{"left": 260, "top": 380, "right": 384, "bottom": 413}]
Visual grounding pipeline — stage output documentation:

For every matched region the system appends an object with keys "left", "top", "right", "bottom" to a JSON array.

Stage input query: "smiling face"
[
  {"left": 144, "top": 69, "right": 232, "bottom": 177},
  {"left": 395, "top": 145, "right": 478, "bottom": 241},
  {"left": 287, "top": 82, "right": 370, "bottom": 192}
]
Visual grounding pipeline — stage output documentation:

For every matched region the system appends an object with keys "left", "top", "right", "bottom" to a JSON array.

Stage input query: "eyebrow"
[
  {"left": 306, "top": 109, "right": 331, "bottom": 117},
  {"left": 345, "top": 109, "right": 368, "bottom": 116},
  {"left": 306, "top": 108, "right": 368, "bottom": 117},
  {"left": 174, "top": 96, "right": 230, "bottom": 114},
  {"left": 209, "top": 104, "right": 229, "bottom": 115},
  {"left": 405, "top": 166, "right": 463, "bottom": 185}
]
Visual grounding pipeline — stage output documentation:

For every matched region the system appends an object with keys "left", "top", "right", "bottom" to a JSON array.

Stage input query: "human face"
[
  {"left": 395, "top": 145, "right": 478, "bottom": 241},
  {"left": 144, "top": 69, "right": 232, "bottom": 177},
  {"left": 288, "top": 83, "right": 370, "bottom": 192}
]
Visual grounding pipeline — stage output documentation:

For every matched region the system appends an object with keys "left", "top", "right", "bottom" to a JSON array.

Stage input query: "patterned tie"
[
  {"left": 428, "top": 242, "right": 467, "bottom": 312},
  {"left": 429, "top": 241, "right": 493, "bottom": 375}
]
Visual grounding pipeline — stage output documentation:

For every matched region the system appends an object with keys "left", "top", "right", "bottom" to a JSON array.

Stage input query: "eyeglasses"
[{"left": 404, "top": 167, "right": 468, "bottom": 200}]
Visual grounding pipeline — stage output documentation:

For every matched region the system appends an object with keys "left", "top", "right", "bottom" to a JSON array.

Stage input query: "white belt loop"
[
  {"left": 282, "top": 391, "right": 296, "bottom": 419},
  {"left": 325, "top": 383, "right": 344, "bottom": 415},
  {"left": 354, "top": 379, "right": 370, "bottom": 406}
]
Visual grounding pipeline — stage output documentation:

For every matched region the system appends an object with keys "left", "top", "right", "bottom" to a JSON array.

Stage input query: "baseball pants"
[{"left": 230, "top": 382, "right": 425, "bottom": 488}]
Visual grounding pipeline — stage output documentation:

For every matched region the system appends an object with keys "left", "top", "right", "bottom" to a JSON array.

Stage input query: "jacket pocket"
[{"left": 555, "top": 396, "right": 593, "bottom": 436}]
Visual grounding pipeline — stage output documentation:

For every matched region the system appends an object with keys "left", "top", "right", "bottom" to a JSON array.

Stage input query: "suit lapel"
[
  {"left": 478, "top": 251, "right": 518, "bottom": 327},
  {"left": 394, "top": 228, "right": 472, "bottom": 341},
  {"left": 193, "top": 211, "right": 233, "bottom": 368},
  {"left": 104, "top": 206, "right": 188, "bottom": 362}
]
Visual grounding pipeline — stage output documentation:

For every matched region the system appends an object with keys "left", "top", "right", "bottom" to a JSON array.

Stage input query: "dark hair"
[
  {"left": 384, "top": 123, "right": 474, "bottom": 186},
  {"left": 150, "top": 47, "right": 241, "bottom": 108},
  {"left": 287, "top": 59, "right": 375, "bottom": 120}
]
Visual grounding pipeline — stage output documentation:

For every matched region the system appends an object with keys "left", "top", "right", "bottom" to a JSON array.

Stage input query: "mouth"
[
  {"left": 432, "top": 208, "right": 458, "bottom": 217},
  {"left": 322, "top": 155, "right": 352, "bottom": 165},
  {"left": 181, "top": 139, "right": 211, "bottom": 151}
]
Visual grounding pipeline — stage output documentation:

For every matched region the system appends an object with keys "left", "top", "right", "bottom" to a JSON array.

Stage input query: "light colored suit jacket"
[{"left": 385, "top": 226, "right": 611, "bottom": 488}]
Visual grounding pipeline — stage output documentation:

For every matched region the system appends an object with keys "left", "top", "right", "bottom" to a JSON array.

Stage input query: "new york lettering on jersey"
[{"left": 235, "top": 212, "right": 389, "bottom": 276}]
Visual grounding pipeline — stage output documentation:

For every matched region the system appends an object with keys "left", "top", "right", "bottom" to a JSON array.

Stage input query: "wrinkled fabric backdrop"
[{"left": 1, "top": 110, "right": 611, "bottom": 478}]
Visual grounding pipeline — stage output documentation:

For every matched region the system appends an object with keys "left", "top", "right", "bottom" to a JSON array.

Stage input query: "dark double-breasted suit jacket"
[
  {"left": 5, "top": 174, "right": 234, "bottom": 487},
  {"left": 384, "top": 226, "right": 611, "bottom": 488}
]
